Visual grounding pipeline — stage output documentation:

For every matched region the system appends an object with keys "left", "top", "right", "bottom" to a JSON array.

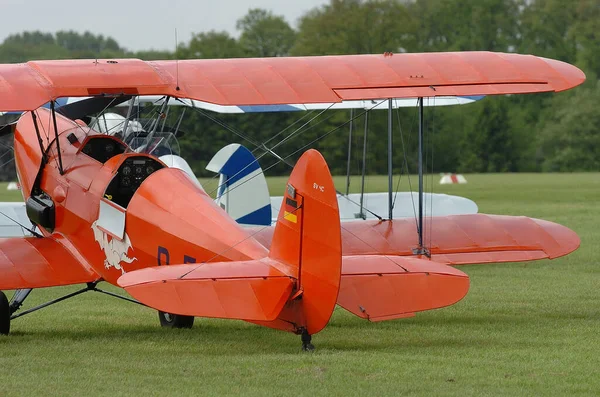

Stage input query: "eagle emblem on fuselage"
[{"left": 91, "top": 220, "right": 136, "bottom": 274}]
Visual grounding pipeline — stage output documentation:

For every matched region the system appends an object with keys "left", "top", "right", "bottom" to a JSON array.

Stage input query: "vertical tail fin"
[
  {"left": 206, "top": 144, "right": 271, "bottom": 226},
  {"left": 265, "top": 149, "right": 342, "bottom": 335}
]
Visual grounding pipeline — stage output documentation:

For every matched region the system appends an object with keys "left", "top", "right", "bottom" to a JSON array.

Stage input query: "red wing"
[
  {"left": 251, "top": 214, "right": 580, "bottom": 265},
  {"left": 0, "top": 52, "right": 584, "bottom": 111},
  {"left": 0, "top": 237, "right": 99, "bottom": 290},
  {"left": 118, "top": 258, "right": 294, "bottom": 322}
]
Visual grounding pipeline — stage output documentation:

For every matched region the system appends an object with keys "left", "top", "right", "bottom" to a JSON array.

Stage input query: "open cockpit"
[{"left": 104, "top": 155, "right": 165, "bottom": 208}]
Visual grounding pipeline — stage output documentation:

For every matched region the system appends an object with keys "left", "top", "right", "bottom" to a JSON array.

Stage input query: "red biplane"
[{"left": 0, "top": 52, "right": 583, "bottom": 350}]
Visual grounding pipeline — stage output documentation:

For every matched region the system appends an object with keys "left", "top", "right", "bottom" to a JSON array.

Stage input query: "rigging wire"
[
  {"left": 182, "top": 99, "right": 383, "bottom": 198},
  {"left": 258, "top": 109, "right": 318, "bottom": 149},
  {"left": 201, "top": 100, "right": 386, "bottom": 207},
  {"left": 169, "top": 98, "right": 331, "bottom": 191},
  {"left": 142, "top": 98, "right": 383, "bottom": 220},
  {"left": 179, "top": 98, "right": 337, "bottom": 168},
  {"left": 0, "top": 210, "right": 41, "bottom": 238}
]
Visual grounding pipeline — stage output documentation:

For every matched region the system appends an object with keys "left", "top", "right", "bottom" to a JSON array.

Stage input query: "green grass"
[{"left": 1, "top": 173, "right": 599, "bottom": 396}]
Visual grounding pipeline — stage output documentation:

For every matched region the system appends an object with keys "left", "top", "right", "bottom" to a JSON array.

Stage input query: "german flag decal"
[{"left": 284, "top": 211, "right": 297, "bottom": 223}]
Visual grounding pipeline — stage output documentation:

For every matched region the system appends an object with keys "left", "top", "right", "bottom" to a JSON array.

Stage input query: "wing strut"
[
  {"left": 414, "top": 97, "right": 429, "bottom": 256},
  {"left": 50, "top": 101, "right": 64, "bottom": 175},
  {"left": 345, "top": 109, "right": 354, "bottom": 196},
  {"left": 358, "top": 112, "right": 368, "bottom": 219},
  {"left": 387, "top": 98, "right": 393, "bottom": 220}
]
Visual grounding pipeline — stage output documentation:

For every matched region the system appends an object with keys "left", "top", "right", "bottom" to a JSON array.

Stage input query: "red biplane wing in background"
[{"left": 0, "top": 52, "right": 585, "bottom": 112}]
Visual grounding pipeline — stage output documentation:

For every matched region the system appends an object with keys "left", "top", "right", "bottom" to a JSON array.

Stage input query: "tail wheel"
[
  {"left": 0, "top": 291, "right": 10, "bottom": 335},
  {"left": 158, "top": 311, "right": 194, "bottom": 329}
]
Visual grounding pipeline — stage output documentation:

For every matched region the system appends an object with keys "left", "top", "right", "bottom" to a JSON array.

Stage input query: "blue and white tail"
[{"left": 206, "top": 144, "right": 271, "bottom": 226}]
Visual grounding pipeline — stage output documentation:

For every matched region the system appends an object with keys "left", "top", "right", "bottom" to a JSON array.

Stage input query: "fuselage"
[{"left": 14, "top": 109, "right": 267, "bottom": 285}]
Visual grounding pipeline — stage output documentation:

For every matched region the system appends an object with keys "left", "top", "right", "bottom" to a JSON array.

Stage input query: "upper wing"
[
  {"left": 0, "top": 52, "right": 585, "bottom": 111},
  {"left": 0, "top": 237, "right": 99, "bottom": 290},
  {"left": 250, "top": 214, "right": 580, "bottom": 265}
]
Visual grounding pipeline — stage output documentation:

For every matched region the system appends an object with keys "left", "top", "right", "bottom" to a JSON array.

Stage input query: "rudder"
[{"left": 265, "top": 149, "right": 342, "bottom": 335}]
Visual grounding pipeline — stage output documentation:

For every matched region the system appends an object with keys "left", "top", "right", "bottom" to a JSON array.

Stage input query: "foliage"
[
  {"left": 179, "top": 31, "right": 243, "bottom": 59},
  {"left": 537, "top": 80, "right": 600, "bottom": 171},
  {"left": 0, "top": 0, "right": 598, "bottom": 178},
  {"left": 237, "top": 9, "right": 296, "bottom": 56}
]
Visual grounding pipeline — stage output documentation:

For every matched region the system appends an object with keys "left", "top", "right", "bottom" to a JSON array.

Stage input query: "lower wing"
[
  {"left": 0, "top": 237, "right": 99, "bottom": 290},
  {"left": 250, "top": 214, "right": 580, "bottom": 265}
]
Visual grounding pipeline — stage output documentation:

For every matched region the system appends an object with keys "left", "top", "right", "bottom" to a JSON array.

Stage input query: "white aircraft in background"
[{"left": 206, "top": 143, "right": 477, "bottom": 226}]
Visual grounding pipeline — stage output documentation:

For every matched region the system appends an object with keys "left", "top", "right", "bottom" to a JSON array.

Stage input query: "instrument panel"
[
  {"left": 119, "top": 158, "right": 159, "bottom": 189},
  {"left": 105, "top": 156, "right": 164, "bottom": 208}
]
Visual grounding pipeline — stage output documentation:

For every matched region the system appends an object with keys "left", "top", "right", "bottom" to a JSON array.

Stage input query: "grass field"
[{"left": 0, "top": 173, "right": 599, "bottom": 396}]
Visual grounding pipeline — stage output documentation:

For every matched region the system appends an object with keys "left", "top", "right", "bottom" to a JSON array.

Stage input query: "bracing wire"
[
  {"left": 0, "top": 211, "right": 41, "bottom": 238},
  {"left": 190, "top": 100, "right": 386, "bottom": 201},
  {"left": 171, "top": 98, "right": 337, "bottom": 193}
]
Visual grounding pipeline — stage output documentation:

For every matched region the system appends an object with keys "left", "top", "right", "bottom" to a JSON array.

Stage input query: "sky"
[{"left": 0, "top": 0, "right": 329, "bottom": 51}]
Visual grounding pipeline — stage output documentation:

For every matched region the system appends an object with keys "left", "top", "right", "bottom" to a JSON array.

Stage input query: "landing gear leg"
[
  {"left": 9, "top": 289, "right": 32, "bottom": 315},
  {"left": 300, "top": 328, "right": 314, "bottom": 352},
  {"left": 0, "top": 291, "right": 10, "bottom": 335}
]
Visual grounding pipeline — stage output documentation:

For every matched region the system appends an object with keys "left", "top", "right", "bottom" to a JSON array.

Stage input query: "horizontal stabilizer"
[
  {"left": 0, "top": 237, "right": 98, "bottom": 290},
  {"left": 118, "top": 258, "right": 294, "bottom": 321},
  {"left": 338, "top": 255, "right": 469, "bottom": 321}
]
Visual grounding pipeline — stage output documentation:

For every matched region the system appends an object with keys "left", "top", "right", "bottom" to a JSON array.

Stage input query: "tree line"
[{"left": 0, "top": 0, "right": 598, "bottom": 179}]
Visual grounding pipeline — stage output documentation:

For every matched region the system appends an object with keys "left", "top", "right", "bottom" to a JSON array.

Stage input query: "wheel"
[
  {"left": 0, "top": 291, "right": 10, "bottom": 335},
  {"left": 158, "top": 311, "right": 194, "bottom": 329},
  {"left": 302, "top": 342, "right": 315, "bottom": 352}
]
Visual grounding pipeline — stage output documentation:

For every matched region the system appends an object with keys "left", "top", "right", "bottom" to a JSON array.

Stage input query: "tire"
[
  {"left": 0, "top": 291, "right": 10, "bottom": 335},
  {"left": 158, "top": 311, "right": 194, "bottom": 329}
]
